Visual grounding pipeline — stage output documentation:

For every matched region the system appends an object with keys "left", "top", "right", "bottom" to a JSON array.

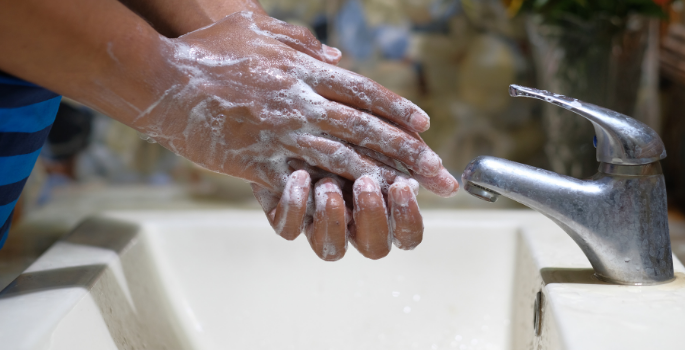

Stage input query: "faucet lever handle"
[{"left": 509, "top": 84, "right": 666, "bottom": 165}]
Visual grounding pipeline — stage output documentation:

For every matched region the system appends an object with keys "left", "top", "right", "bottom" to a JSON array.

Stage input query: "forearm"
[
  {"left": 0, "top": 0, "right": 179, "bottom": 125},
  {"left": 119, "top": 0, "right": 266, "bottom": 37}
]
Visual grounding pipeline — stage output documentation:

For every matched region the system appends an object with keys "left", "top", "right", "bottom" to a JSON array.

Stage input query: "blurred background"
[{"left": 3, "top": 0, "right": 685, "bottom": 283}]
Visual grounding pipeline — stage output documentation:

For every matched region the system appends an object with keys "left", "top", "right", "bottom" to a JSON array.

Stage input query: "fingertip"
[
  {"left": 415, "top": 150, "right": 442, "bottom": 177},
  {"left": 353, "top": 175, "right": 380, "bottom": 195},
  {"left": 389, "top": 182, "right": 412, "bottom": 206},
  {"left": 364, "top": 250, "right": 390, "bottom": 260},
  {"left": 290, "top": 169, "right": 311, "bottom": 187},
  {"left": 409, "top": 111, "right": 430, "bottom": 133},
  {"left": 414, "top": 168, "right": 460, "bottom": 198},
  {"left": 393, "top": 176, "right": 420, "bottom": 196},
  {"left": 322, "top": 44, "right": 342, "bottom": 64}
]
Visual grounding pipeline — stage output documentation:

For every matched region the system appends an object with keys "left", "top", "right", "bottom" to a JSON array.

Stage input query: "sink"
[{"left": 1, "top": 210, "right": 684, "bottom": 349}]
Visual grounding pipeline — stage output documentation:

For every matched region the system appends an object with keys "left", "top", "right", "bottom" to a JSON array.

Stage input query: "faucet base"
[
  {"left": 599, "top": 162, "right": 663, "bottom": 177},
  {"left": 594, "top": 273, "right": 675, "bottom": 286}
]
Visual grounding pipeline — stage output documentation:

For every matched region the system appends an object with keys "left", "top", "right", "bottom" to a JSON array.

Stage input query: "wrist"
[
  {"left": 120, "top": 0, "right": 266, "bottom": 38},
  {"left": 87, "top": 32, "right": 187, "bottom": 129}
]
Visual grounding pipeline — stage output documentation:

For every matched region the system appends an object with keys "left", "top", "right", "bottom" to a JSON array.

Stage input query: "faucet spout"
[
  {"left": 463, "top": 156, "right": 601, "bottom": 213},
  {"left": 463, "top": 156, "right": 673, "bottom": 285}
]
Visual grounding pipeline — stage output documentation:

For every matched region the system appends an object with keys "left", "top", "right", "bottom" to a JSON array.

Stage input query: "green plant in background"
[{"left": 513, "top": 0, "right": 668, "bottom": 21}]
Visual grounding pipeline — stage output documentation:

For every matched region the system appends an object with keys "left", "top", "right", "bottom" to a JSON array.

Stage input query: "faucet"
[{"left": 462, "top": 85, "right": 673, "bottom": 285}]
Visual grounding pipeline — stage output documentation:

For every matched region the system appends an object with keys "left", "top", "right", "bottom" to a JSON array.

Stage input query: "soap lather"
[{"left": 462, "top": 84, "right": 673, "bottom": 285}]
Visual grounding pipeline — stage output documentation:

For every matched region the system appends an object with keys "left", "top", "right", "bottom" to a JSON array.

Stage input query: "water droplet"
[
  {"left": 625, "top": 257, "right": 631, "bottom": 263},
  {"left": 403, "top": 306, "right": 411, "bottom": 313},
  {"left": 413, "top": 294, "right": 421, "bottom": 302},
  {"left": 454, "top": 335, "right": 462, "bottom": 341}
]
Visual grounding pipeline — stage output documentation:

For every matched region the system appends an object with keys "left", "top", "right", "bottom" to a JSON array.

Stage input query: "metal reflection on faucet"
[{"left": 462, "top": 85, "right": 674, "bottom": 285}]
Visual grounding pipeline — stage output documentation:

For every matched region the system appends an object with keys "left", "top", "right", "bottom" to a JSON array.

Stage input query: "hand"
[
  {"left": 132, "top": 11, "right": 458, "bottom": 195},
  {"left": 130, "top": 6, "right": 456, "bottom": 260}
]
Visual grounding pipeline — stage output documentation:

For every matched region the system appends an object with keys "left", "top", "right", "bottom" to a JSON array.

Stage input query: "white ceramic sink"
[{"left": 1, "top": 210, "right": 684, "bottom": 350}]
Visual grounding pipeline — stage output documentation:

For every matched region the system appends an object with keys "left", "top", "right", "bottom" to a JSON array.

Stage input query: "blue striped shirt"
[{"left": 0, "top": 73, "right": 61, "bottom": 249}]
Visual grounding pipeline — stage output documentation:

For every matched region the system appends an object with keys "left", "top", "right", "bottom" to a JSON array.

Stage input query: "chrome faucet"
[{"left": 462, "top": 85, "right": 673, "bottom": 285}]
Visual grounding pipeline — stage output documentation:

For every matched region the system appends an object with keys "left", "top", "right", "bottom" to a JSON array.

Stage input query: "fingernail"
[
  {"left": 407, "top": 178, "right": 419, "bottom": 195},
  {"left": 410, "top": 111, "right": 430, "bottom": 133},
  {"left": 393, "top": 176, "right": 419, "bottom": 196},
  {"left": 315, "top": 178, "right": 341, "bottom": 196},
  {"left": 291, "top": 170, "right": 310, "bottom": 187},
  {"left": 354, "top": 176, "right": 380, "bottom": 194},
  {"left": 417, "top": 151, "right": 442, "bottom": 176},
  {"left": 417, "top": 168, "right": 459, "bottom": 198},
  {"left": 436, "top": 168, "right": 459, "bottom": 197},
  {"left": 390, "top": 184, "right": 412, "bottom": 206},
  {"left": 322, "top": 45, "right": 342, "bottom": 62}
]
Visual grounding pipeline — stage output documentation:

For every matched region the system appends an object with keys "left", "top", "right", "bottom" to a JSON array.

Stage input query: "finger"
[
  {"left": 314, "top": 102, "right": 442, "bottom": 176},
  {"left": 354, "top": 145, "right": 459, "bottom": 198},
  {"left": 388, "top": 180, "right": 423, "bottom": 250},
  {"left": 252, "top": 171, "right": 311, "bottom": 240},
  {"left": 299, "top": 63, "right": 430, "bottom": 133},
  {"left": 306, "top": 178, "right": 348, "bottom": 261},
  {"left": 351, "top": 145, "right": 411, "bottom": 175},
  {"left": 272, "top": 170, "right": 311, "bottom": 240},
  {"left": 412, "top": 168, "right": 460, "bottom": 198},
  {"left": 350, "top": 176, "right": 391, "bottom": 260},
  {"left": 291, "top": 134, "right": 407, "bottom": 191},
  {"left": 253, "top": 15, "right": 341, "bottom": 64}
]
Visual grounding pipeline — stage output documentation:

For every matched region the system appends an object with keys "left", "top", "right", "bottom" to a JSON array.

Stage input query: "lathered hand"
[
  {"left": 130, "top": 11, "right": 457, "bottom": 260},
  {"left": 132, "top": 12, "right": 458, "bottom": 195}
]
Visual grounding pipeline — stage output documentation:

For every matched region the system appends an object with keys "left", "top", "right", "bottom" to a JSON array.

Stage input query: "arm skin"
[
  {"left": 0, "top": 0, "right": 177, "bottom": 124},
  {"left": 0, "top": 0, "right": 457, "bottom": 260},
  {"left": 119, "top": 0, "right": 267, "bottom": 37}
]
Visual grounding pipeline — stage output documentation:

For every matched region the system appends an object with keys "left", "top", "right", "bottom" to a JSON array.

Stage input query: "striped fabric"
[{"left": 0, "top": 73, "right": 61, "bottom": 249}]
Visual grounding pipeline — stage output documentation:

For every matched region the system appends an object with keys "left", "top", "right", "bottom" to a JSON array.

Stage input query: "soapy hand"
[
  {"left": 130, "top": 11, "right": 458, "bottom": 259},
  {"left": 134, "top": 11, "right": 457, "bottom": 194}
]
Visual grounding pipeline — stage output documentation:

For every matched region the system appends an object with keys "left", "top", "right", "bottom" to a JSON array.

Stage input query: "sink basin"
[{"left": 1, "top": 210, "right": 684, "bottom": 350}]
